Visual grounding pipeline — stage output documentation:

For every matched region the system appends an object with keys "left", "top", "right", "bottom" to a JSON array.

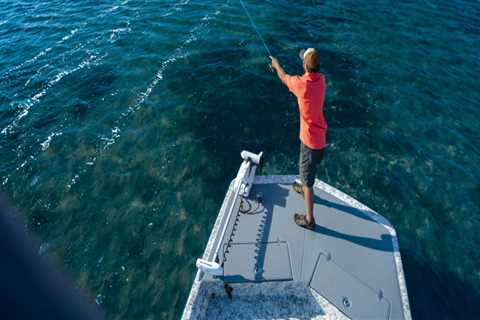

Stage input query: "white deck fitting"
[{"left": 182, "top": 176, "right": 411, "bottom": 320}]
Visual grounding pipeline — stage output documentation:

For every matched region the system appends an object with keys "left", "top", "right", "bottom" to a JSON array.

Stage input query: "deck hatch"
[
  {"left": 222, "top": 241, "right": 292, "bottom": 283},
  {"left": 309, "top": 252, "right": 391, "bottom": 319}
]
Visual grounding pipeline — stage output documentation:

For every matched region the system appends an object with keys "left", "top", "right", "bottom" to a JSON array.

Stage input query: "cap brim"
[{"left": 299, "top": 49, "right": 306, "bottom": 61}]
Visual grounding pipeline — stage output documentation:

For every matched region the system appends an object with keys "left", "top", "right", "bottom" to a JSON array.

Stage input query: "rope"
[{"left": 239, "top": 0, "right": 272, "bottom": 57}]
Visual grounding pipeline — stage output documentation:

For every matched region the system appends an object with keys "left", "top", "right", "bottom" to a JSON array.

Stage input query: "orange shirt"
[{"left": 285, "top": 72, "right": 327, "bottom": 150}]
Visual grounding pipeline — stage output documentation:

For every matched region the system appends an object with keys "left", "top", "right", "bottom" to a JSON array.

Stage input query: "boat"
[{"left": 182, "top": 151, "right": 412, "bottom": 320}]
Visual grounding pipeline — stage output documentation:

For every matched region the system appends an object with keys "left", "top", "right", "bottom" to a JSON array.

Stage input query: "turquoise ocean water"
[{"left": 1, "top": 0, "right": 479, "bottom": 318}]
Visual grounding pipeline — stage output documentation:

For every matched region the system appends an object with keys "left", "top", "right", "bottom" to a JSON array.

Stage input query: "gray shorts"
[{"left": 299, "top": 142, "right": 325, "bottom": 187}]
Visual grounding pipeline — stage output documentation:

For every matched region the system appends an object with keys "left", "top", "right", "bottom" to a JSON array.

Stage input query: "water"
[{"left": 1, "top": 0, "right": 479, "bottom": 318}]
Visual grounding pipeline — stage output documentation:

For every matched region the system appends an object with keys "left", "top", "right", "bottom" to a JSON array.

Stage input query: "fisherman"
[{"left": 270, "top": 48, "right": 327, "bottom": 231}]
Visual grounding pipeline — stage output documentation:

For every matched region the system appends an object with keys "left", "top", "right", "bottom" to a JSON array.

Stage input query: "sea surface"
[{"left": 1, "top": 0, "right": 479, "bottom": 319}]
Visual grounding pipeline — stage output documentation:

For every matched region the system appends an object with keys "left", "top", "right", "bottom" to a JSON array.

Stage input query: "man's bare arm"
[{"left": 270, "top": 56, "right": 289, "bottom": 85}]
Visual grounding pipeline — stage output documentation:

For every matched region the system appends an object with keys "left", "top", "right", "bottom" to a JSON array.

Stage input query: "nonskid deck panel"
[
  {"left": 182, "top": 176, "right": 411, "bottom": 320},
  {"left": 209, "top": 180, "right": 406, "bottom": 320}
]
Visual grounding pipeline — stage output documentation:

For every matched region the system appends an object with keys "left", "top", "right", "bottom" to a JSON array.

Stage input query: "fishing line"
[{"left": 239, "top": 0, "right": 272, "bottom": 57}]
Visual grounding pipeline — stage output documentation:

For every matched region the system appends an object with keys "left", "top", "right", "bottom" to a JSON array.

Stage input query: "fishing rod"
[{"left": 239, "top": 0, "right": 272, "bottom": 58}]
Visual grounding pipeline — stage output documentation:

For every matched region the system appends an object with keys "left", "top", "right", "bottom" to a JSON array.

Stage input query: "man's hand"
[
  {"left": 270, "top": 55, "right": 288, "bottom": 84},
  {"left": 270, "top": 56, "right": 280, "bottom": 70}
]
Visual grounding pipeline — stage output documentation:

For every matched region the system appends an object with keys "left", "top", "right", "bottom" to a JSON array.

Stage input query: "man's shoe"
[
  {"left": 294, "top": 213, "right": 315, "bottom": 230},
  {"left": 293, "top": 181, "right": 304, "bottom": 197}
]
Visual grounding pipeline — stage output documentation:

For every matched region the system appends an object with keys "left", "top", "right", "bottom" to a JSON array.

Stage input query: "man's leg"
[
  {"left": 295, "top": 145, "right": 324, "bottom": 230},
  {"left": 295, "top": 142, "right": 316, "bottom": 229},
  {"left": 303, "top": 185, "right": 314, "bottom": 224},
  {"left": 301, "top": 146, "right": 325, "bottom": 226}
]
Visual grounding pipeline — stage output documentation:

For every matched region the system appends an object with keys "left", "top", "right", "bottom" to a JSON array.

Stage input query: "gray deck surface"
[{"left": 208, "top": 182, "right": 405, "bottom": 320}]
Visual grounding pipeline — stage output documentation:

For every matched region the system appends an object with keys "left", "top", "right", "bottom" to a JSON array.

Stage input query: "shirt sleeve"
[{"left": 284, "top": 75, "right": 302, "bottom": 97}]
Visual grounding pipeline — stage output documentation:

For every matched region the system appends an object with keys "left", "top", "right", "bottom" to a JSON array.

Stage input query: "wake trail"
[
  {"left": 1, "top": 0, "right": 136, "bottom": 136},
  {"left": 0, "top": 0, "right": 196, "bottom": 188},
  {"left": 66, "top": 3, "right": 223, "bottom": 190},
  {"left": 1, "top": 0, "right": 129, "bottom": 80},
  {"left": 0, "top": 27, "right": 82, "bottom": 81},
  {"left": 1, "top": 52, "right": 106, "bottom": 135}
]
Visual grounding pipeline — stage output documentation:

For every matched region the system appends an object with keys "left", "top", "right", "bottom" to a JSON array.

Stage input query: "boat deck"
[{"left": 182, "top": 176, "right": 411, "bottom": 320}]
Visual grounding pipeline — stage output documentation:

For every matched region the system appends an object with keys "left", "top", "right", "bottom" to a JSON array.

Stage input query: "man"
[{"left": 270, "top": 48, "right": 327, "bottom": 231}]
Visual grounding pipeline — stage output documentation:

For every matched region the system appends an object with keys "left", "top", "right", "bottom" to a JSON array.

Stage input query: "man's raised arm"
[{"left": 270, "top": 56, "right": 289, "bottom": 85}]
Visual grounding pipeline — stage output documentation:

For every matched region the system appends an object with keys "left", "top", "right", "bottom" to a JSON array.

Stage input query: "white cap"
[{"left": 299, "top": 48, "right": 315, "bottom": 61}]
